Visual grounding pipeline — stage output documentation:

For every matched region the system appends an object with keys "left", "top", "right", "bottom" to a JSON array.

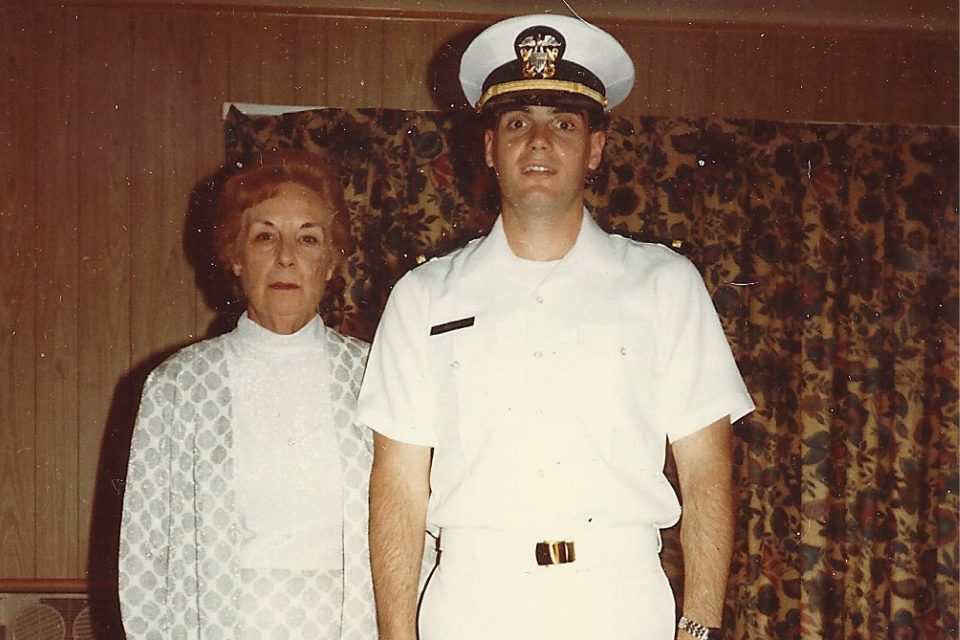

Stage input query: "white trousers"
[{"left": 419, "top": 527, "right": 676, "bottom": 640}]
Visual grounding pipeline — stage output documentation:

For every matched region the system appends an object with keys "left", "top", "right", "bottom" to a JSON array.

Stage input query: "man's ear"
[
  {"left": 232, "top": 261, "right": 242, "bottom": 277},
  {"left": 484, "top": 129, "right": 495, "bottom": 169},
  {"left": 588, "top": 130, "right": 606, "bottom": 171}
]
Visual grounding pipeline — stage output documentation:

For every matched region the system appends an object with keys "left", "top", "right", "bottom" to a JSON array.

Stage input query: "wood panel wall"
[{"left": 1, "top": 3, "right": 957, "bottom": 589}]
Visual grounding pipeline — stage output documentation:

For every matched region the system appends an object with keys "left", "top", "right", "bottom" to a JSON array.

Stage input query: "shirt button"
[
  {"left": 620, "top": 347, "right": 627, "bottom": 355},
  {"left": 533, "top": 351, "right": 542, "bottom": 358},
  {"left": 451, "top": 360, "right": 459, "bottom": 368},
  {"left": 535, "top": 295, "right": 544, "bottom": 303}
]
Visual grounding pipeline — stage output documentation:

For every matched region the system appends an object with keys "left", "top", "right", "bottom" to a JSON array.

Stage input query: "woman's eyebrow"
[{"left": 248, "top": 219, "right": 322, "bottom": 229}]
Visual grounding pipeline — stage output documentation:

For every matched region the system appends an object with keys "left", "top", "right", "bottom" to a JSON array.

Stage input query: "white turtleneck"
[{"left": 228, "top": 312, "right": 343, "bottom": 572}]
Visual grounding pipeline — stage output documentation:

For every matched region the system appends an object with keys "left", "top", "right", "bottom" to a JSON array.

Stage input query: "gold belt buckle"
[{"left": 535, "top": 540, "right": 576, "bottom": 566}]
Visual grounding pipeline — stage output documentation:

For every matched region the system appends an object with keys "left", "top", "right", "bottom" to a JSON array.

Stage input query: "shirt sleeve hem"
[
  {"left": 360, "top": 417, "right": 437, "bottom": 448},
  {"left": 666, "top": 394, "right": 755, "bottom": 443}
]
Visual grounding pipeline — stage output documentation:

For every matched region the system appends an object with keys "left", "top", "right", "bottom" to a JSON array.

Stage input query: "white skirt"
[{"left": 235, "top": 568, "right": 343, "bottom": 640}]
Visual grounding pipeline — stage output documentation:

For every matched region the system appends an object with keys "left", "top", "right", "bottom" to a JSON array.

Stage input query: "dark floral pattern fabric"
[{"left": 224, "top": 107, "right": 959, "bottom": 640}]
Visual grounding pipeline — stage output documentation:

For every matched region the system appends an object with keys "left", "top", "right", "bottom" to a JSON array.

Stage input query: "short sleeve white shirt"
[{"left": 357, "top": 211, "right": 754, "bottom": 532}]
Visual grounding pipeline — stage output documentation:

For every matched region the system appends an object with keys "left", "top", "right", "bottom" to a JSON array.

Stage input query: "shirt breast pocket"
[
  {"left": 575, "top": 323, "right": 658, "bottom": 442},
  {"left": 576, "top": 324, "right": 632, "bottom": 384},
  {"left": 427, "top": 327, "right": 510, "bottom": 454}
]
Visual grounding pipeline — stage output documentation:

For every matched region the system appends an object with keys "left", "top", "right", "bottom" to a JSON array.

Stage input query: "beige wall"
[{"left": 1, "top": 3, "right": 957, "bottom": 589}]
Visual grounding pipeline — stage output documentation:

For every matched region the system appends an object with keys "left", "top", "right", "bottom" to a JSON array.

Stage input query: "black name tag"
[{"left": 430, "top": 316, "right": 475, "bottom": 336}]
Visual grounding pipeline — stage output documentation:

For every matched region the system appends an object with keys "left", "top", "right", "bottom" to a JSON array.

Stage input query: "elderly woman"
[{"left": 119, "top": 149, "right": 376, "bottom": 639}]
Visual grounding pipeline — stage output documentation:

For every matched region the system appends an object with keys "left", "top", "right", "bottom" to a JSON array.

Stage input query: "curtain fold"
[{"left": 224, "top": 107, "right": 958, "bottom": 640}]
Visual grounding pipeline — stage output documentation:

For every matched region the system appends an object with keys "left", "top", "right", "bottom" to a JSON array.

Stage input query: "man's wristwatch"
[{"left": 678, "top": 615, "right": 723, "bottom": 640}]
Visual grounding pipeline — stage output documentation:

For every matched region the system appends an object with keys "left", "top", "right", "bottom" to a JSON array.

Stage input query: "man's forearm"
[
  {"left": 369, "top": 434, "right": 431, "bottom": 640},
  {"left": 678, "top": 468, "right": 734, "bottom": 627},
  {"left": 673, "top": 417, "right": 735, "bottom": 633}
]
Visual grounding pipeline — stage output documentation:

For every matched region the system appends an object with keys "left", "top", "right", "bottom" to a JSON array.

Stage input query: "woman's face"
[{"left": 232, "top": 182, "right": 339, "bottom": 334}]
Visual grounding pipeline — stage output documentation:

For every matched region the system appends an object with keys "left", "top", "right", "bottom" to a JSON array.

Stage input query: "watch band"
[{"left": 678, "top": 615, "right": 723, "bottom": 640}]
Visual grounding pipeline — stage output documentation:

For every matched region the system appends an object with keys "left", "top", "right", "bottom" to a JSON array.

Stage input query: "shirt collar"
[
  {"left": 561, "top": 207, "right": 616, "bottom": 271},
  {"left": 471, "top": 206, "right": 614, "bottom": 271},
  {"left": 234, "top": 311, "right": 326, "bottom": 355}
]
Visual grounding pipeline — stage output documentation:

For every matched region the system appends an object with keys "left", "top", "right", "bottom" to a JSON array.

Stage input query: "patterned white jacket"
[{"left": 119, "top": 324, "right": 423, "bottom": 639}]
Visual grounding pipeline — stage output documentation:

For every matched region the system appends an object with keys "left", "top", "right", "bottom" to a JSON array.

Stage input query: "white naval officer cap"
[{"left": 459, "top": 14, "right": 635, "bottom": 113}]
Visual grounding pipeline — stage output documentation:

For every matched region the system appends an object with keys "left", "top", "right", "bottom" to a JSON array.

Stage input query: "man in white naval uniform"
[{"left": 358, "top": 14, "right": 754, "bottom": 640}]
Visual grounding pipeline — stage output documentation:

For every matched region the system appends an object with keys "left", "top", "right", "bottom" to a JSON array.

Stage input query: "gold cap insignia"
[{"left": 515, "top": 26, "right": 565, "bottom": 80}]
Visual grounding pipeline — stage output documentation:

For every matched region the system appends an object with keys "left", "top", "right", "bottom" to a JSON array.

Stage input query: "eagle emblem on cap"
[{"left": 516, "top": 28, "right": 564, "bottom": 79}]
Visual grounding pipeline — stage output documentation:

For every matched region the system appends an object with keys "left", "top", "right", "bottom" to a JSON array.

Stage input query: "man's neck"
[{"left": 501, "top": 201, "right": 584, "bottom": 261}]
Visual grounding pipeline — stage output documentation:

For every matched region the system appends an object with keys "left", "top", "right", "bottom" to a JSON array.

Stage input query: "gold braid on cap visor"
[{"left": 476, "top": 80, "right": 608, "bottom": 110}]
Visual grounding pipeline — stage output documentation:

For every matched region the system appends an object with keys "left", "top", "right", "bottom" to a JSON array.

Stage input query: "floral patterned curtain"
[{"left": 223, "top": 107, "right": 958, "bottom": 640}]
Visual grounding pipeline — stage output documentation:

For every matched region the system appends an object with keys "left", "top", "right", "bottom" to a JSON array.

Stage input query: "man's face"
[{"left": 484, "top": 105, "right": 605, "bottom": 216}]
